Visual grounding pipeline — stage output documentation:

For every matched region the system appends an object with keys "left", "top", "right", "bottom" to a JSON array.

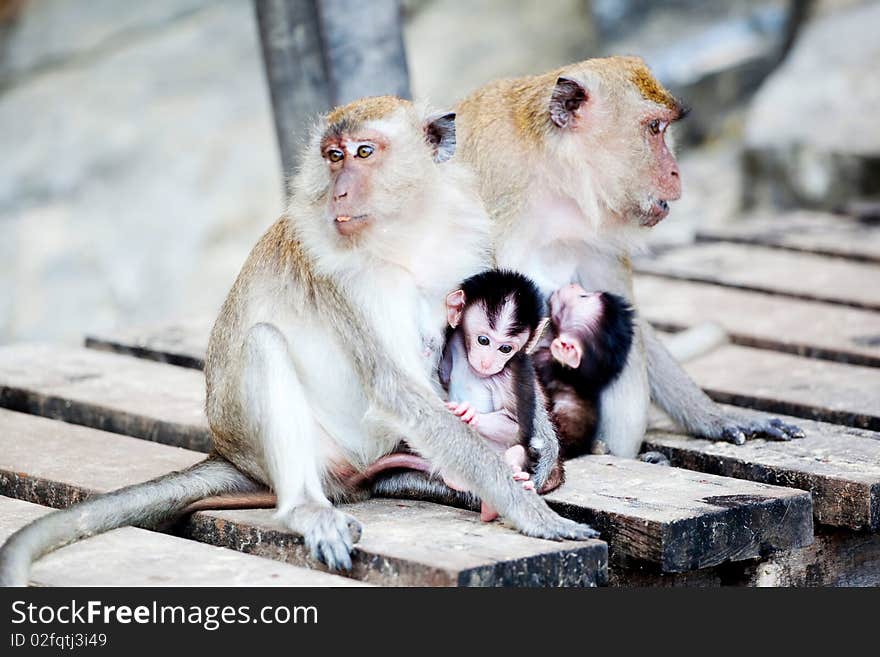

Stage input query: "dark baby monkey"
[{"left": 534, "top": 283, "right": 634, "bottom": 458}]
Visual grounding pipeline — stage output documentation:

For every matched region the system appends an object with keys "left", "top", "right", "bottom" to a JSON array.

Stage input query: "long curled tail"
[
  {"left": 0, "top": 457, "right": 259, "bottom": 587},
  {"left": 370, "top": 470, "right": 480, "bottom": 511}
]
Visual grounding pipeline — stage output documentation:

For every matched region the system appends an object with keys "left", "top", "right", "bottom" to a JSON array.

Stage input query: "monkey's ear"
[
  {"left": 525, "top": 317, "right": 551, "bottom": 355},
  {"left": 549, "top": 77, "right": 587, "bottom": 129},
  {"left": 424, "top": 112, "right": 457, "bottom": 163},
  {"left": 550, "top": 336, "right": 582, "bottom": 368},
  {"left": 446, "top": 289, "right": 466, "bottom": 328}
]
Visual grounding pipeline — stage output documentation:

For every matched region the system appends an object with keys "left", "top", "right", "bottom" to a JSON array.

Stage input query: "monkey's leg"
[
  {"left": 0, "top": 458, "right": 258, "bottom": 587},
  {"left": 242, "top": 323, "right": 362, "bottom": 571},
  {"left": 593, "top": 338, "right": 650, "bottom": 458},
  {"left": 641, "top": 321, "right": 804, "bottom": 444}
]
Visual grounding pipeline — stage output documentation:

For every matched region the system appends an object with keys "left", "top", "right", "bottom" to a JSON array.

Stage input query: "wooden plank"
[
  {"left": 612, "top": 526, "right": 880, "bottom": 587},
  {"left": 636, "top": 275, "right": 880, "bottom": 367},
  {"left": 636, "top": 242, "right": 880, "bottom": 311},
  {"left": 0, "top": 401, "right": 811, "bottom": 575},
  {"left": 0, "top": 343, "right": 211, "bottom": 451},
  {"left": 187, "top": 503, "right": 607, "bottom": 587},
  {"left": 0, "top": 408, "right": 206, "bottom": 508},
  {"left": 86, "top": 317, "right": 212, "bottom": 369},
  {"left": 545, "top": 456, "right": 813, "bottom": 573},
  {"left": 645, "top": 406, "right": 880, "bottom": 531},
  {"left": 0, "top": 410, "right": 606, "bottom": 587},
  {"left": 696, "top": 210, "right": 880, "bottom": 264},
  {"left": 674, "top": 340, "right": 880, "bottom": 431},
  {"left": 0, "top": 497, "right": 363, "bottom": 587}
]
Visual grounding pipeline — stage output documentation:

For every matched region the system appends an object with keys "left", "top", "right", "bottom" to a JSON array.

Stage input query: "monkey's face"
[
  {"left": 462, "top": 304, "right": 529, "bottom": 377},
  {"left": 549, "top": 284, "right": 604, "bottom": 337},
  {"left": 549, "top": 58, "right": 684, "bottom": 229},
  {"left": 321, "top": 130, "right": 392, "bottom": 238},
  {"left": 297, "top": 103, "right": 457, "bottom": 246}
]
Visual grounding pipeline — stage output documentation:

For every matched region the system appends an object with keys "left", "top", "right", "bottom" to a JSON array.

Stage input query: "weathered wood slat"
[
  {"left": 696, "top": 210, "right": 880, "bottom": 264},
  {"left": 188, "top": 503, "right": 606, "bottom": 587},
  {"left": 0, "top": 409, "right": 606, "bottom": 587},
  {"left": 0, "top": 402, "right": 811, "bottom": 574},
  {"left": 0, "top": 408, "right": 207, "bottom": 507},
  {"left": 0, "top": 343, "right": 211, "bottom": 450},
  {"left": 546, "top": 456, "right": 813, "bottom": 572},
  {"left": 646, "top": 406, "right": 880, "bottom": 531},
  {"left": 637, "top": 275, "right": 880, "bottom": 367},
  {"left": 636, "top": 242, "right": 880, "bottom": 311},
  {"left": 0, "top": 497, "right": 365, "bottom": 587},
  {"left": 612, "top": 526, "right": 880, "bottom": 587},
  {"left": 86, "top": 318, "right": 212, "bottom": 369},
  {"left": 673, "top": 340, "right": 880, "bottom": 431}
]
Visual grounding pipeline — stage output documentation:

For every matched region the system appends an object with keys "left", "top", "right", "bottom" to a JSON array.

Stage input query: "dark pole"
[
  {"left": 317, "top": 0, "right": 411, "bottom": 105},
  {"left": 253, "top": 0, "right": 411, "bottom": 186}
]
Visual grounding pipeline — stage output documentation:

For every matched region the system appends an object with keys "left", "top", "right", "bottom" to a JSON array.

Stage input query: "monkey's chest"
[{"left": 447, "top": 356, "right": 509, "bottom": 414}]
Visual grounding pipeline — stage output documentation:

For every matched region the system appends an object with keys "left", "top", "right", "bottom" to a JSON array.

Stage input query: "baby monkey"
[
  {"left": 534, "top": 284, "right": 635, "bottom": 459},
  {"left": 369, "top": 269, "right": 551, "bottom": 521}
]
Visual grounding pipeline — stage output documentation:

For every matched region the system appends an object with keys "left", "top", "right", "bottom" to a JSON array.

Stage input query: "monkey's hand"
[
  {"left": 446, "top": 401, "right": 479, "bottom": 426},
  {"left": 696, "top": 408, "right": 806, "bottom": 445}
]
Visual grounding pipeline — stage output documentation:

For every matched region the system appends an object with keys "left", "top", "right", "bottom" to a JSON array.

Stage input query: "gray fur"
[
  {"left": 316, "top": 279, "right": 597, "bottom": 542},
  {"left": 642, "top": 321, "right": 804, "bottom": 443}
]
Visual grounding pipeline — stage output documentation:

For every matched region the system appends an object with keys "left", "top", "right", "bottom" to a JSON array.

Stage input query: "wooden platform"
[{"left": 1, "top": 210, "right": 879, "bottom": 586}]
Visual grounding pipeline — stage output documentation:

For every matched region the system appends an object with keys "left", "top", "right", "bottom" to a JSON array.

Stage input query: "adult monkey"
[
  {"left": 454, "top": 56, "right": 804, "bottom": 457},
  {"left": 0, "top": 97, "right": 593, "bottom": 585}
]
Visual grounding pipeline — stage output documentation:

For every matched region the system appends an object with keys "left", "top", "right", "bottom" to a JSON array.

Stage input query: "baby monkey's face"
[
  {"left": 549, "top": 284, "right": 605, "bottom": 336},
  {"left": 462, "top": 303, "right": 530, "bottom": 377}
]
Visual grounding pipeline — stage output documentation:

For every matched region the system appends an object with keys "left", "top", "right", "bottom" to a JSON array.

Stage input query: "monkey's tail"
[
  {"left": 0, "top": 457, "right": 259, "bottom": 587},
  {"left": 664, "top": 322, "right": 729, "bottom": 363},
  {"left": 370, "top": 470, "right": 481, "bottom": 512}
]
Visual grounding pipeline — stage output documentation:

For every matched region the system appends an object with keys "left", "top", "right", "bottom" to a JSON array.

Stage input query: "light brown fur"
[{"left": 455, "top": 57, "right": 803, "bottom": 457}]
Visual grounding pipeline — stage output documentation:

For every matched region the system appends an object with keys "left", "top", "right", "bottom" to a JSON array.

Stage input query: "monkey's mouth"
[
  {"left": 641, "top": 199, "right": 670, "bottom": 227},
  {"left": 335, "top": 214, "right": 372, "bottom": 236}
]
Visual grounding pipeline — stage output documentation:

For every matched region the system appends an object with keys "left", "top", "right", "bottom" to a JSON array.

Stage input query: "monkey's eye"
[
  {"left": 356, "top": 144, "right": 374, "bottom": 158},
  {"left": 326, "top": 148, "right": 344, "bottom": 163},
  {"left": 499, "top": 345, "right": 513, "bottom": 354},
  {"left": 477, "top": 335, "right": 490, "bottom": 346},
  {"left": 648, "top": 119, "right": 668, "bottom": 136}
]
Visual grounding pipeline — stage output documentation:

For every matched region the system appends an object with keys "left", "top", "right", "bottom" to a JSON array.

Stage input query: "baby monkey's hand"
[{"left": 446, "top": 400, "right": 479, "bottom": 426}]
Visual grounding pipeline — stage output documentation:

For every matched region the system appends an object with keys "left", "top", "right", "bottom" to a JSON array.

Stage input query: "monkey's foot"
[
  {"left": 638, "top": 451, "right": 671, "bottom": 466},
  {"left": 713, "top": 415, "right": 805, "bottom": 445},
  {"left": 285, "top": 505, "right": 362, "bottom": 571}
]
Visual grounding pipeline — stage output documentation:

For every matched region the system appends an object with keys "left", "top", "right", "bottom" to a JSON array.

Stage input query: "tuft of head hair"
[
  {"left": 613, "top": 56, "right": 680, "bottom": 112},
  {"left": 323, "top": 96, "right": 409, "bottom": 139},
  {"left": 580, "top": 292, "right": 634, "bottom": 389},
  {"left": 460, "top": 269, "right": 544, "bottom": 337}
]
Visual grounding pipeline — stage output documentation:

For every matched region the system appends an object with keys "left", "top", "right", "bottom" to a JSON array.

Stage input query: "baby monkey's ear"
[
  {"left": 550, "top": 336, "right": 583, "bottom": 368},
  {"left": 525, "top": 317, "right": 551, "bottom": 355},
  {"left": 446, "top": 289, "right": 466, "bottom": 328}
]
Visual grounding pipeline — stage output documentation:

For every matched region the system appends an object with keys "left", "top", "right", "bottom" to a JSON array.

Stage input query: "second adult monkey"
[
  {"left": 0, "top": 97, "right": 595, "bottom": 586},
  {"left": 455, "top": 56, "right": 804, "bottom": 457}
]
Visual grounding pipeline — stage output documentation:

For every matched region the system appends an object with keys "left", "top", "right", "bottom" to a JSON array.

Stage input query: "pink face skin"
[
  {"left": 548, "top": 283, "right": 604, "bottom": 368},
  {"left": 461, "top": 304, "right": 530, "bottom": 377},
  {"left": 641, "top": 110, "right": 682, "bottom": 226},
  {"left": 321, "top": 131, "right": 389, "bottom": 237}
]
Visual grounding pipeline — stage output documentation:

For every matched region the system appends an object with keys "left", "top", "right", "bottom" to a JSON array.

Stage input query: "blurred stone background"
[{"left": 0, "top": 0, "right": 877, "bottom": 344}]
